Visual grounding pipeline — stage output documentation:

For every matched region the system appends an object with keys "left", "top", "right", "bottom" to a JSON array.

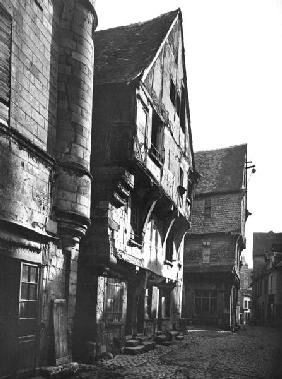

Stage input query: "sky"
[{"left": 96, "top": 0, "right": 282, "bottom": 267}]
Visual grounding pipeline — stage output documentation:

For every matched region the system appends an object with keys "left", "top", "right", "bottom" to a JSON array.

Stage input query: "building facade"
[
  {"left": 252, "top": 232, "right": 282, "bottom": 326},
  {"left": 182, "top": 144, "right": 248, "bottom": 329},
  {"left": 75, "top": 9, "right": 195, "bottom": 358},
  {"left": 0, "top": 0, "right": 97, "bottom": 377}
]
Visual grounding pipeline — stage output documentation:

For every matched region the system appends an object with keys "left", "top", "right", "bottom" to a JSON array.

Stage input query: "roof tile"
[{"left": 94, "top": 10, "right": 179, "bottom": 85}]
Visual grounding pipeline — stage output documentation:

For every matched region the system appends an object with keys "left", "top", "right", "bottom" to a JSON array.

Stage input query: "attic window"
[{"left": 170, "top": 79, "right": 176, "bottom": 106}]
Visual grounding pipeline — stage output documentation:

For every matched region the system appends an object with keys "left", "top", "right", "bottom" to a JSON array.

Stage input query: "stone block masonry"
[{"left": 0, "top": 0, "right": 97, "bottom": 377}]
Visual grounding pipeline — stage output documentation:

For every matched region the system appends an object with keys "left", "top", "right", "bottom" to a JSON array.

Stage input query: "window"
[
  {"left": 149, "top": 110, "right": 164, "bottom": 165},
  {"left": 0, "top": 7, "right": 12, "bottom": 125},
  {"left": 244, "top": 300, "right": 248, "bottom": 309},
  {"left": 104, "top": 278, "right": 125, "bottom": 323},
  {"left": 202, "top": 242, "right": 211, "bottom": 263},
  {"left": 19, "top": 264, "right": 39, "bottom": 338},
  {"left": 204, "top": 198, "right": 211, "bottom": 219},
  {"left": 195, "top": 290, "right": 217, "bottom": 313}
]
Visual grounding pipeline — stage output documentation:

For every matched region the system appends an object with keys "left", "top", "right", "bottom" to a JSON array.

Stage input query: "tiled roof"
[
  {"left": 94, "top": 10, "right": 179, "bottom": 85},
  {"left": 194, "top": 144, "right": 247, "bottom": 195}
]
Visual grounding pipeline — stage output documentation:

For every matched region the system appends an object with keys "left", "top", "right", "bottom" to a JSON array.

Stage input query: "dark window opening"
[
  {"left": 170, "top": 79, "right": 176, "bottom": 106},
  {"left": 149, "top": 110, "right": 164, "bottom": 165},
  {"left": 0, "top": 7, "right": 12, "bottom": 125},
  {"left": 204, "top": 198, "right": 211, "bottom": 219},
  {"left": 165, "top": 230, "right": 174, "bottom": 262}
]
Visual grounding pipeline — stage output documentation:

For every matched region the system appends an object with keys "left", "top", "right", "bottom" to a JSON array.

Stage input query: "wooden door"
[{"left": 53, "top": 299, "right": 70, "bottom": 365}]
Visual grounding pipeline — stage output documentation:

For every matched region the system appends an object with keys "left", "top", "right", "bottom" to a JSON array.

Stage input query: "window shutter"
[{"left": 0, "top": 7, "right": 11, "bottom": 124}]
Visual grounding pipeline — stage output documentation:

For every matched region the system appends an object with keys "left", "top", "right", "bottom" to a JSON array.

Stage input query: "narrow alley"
[{"left": 58, "top": 326, "right": 282, "bottom": 379}]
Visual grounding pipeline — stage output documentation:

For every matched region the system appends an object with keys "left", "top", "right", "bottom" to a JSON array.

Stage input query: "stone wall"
[
  {"left": 184, "top": 234, "right": 236, "bottom": 267},
  {"left": 190, "top": 192, "right": 244, "bottom": 235},
  {"left": 0, "top": 0, "right": 97, "bottom": 373}
]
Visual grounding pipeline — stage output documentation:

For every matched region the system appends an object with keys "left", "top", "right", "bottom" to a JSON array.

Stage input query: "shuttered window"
[{"left": 0, "top": 6, "right": 11, "bottom": 124}]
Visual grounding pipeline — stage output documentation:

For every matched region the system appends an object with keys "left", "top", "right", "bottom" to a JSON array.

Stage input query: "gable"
[{"left": 94, "top": 10, "right": 179, "bottom": 85}]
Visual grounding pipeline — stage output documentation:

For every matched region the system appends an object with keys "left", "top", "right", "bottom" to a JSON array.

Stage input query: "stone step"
[
  {"left": 123, "top": 345, "right": 146, "bottom": 355},
  {"left": 125, "top": 339, "right": 139, "bottom": 347}
]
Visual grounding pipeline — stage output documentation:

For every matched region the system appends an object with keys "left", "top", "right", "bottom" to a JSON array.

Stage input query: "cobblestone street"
[{"left": 72, "top": 327, "right": 282, "bottom": 379}]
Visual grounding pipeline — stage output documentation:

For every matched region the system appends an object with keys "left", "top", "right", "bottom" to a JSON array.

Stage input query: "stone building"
[
  {"left": 252, "top": 232, "right": 282, "bottom": 326},
  {"left": 182, "top": 144, "right": 248, "bottom": 328},
  {"left": 75, "top": 9, "right": 195, "bottom": 358},
  {"left": 0, "top": 0, "right": 97, "bottom": 377}
]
